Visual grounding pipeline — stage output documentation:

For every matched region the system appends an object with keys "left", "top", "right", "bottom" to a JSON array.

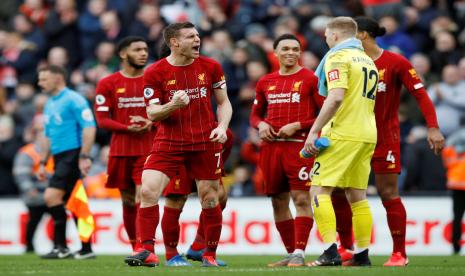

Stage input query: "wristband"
[{"left": 79, "top": 153, "right": 93, "bottom": 161}]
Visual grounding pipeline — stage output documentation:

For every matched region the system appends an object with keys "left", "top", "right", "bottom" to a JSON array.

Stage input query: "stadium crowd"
[{"left": 1, "top": 0, "right": 465, "bottom": 199}]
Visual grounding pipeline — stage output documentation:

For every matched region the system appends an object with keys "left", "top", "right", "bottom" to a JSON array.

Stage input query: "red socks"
[
  {"left": 294, "top": 216, "right": 313, "bottom": 251},
  {"left": 122, "top": 204, "right": 138, "bottom": 250},
  {"left": 332, "top": 194, "right": 354, "bottom": 249},
  {"left": 161, "top": 206, "right": 182, "bottom": 260},
  {"left": 201, "top": 205, "right": 223, "bottom": 258},
  {"left": 137, "top": 205, "right": 159, "bottom": 253},
  {"left": 191, "top": 212, "right": 206, "bottom": 251},
  {"left": 383, "top": 198, "right": 407, "bottom": 257},
  {"left": 275, "top": 219, "right": 295, "bottom": 253}
]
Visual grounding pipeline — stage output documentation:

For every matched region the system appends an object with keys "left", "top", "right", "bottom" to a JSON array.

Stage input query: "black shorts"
[{"left": 49, "top": 148, "right": 81, "bottom": 198}]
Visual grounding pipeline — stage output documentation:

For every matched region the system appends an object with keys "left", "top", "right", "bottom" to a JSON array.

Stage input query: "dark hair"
[
  {"left": 159, "top": 42, "right": 171, "bottom": 59},
  {"left": 116, "top": 36, "right": 147, "bottom": 56},
  {"left": 355, "top": 16, "right": 386, "bottom": 38},
  {"left": 38, "top": 65, "right": 67, "bottom": 79},
  {"left": 162, "top": 21, "right": 195, "bottom": 46},
  {"left": 273, "top": 34, "right": 301, "bottom": 50}
]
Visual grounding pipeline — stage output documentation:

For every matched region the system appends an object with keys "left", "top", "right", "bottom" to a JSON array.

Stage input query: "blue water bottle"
[{"left": 300, "top": 137, "right": 330, "bottom": 159}]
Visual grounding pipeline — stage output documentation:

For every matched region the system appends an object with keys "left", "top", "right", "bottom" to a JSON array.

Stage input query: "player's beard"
[{"left": 127, "top": 55, "right": 146, "bottom": 69}]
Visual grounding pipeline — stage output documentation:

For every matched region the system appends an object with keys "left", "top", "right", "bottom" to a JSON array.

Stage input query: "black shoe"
[
  {"left": 41, "top": 247, "right": 72, "bottom": 259},
  {"left": 308, "top": 244, "right": 342, "bottom": 266},
  {"left": 73, "top": 249, "right": 96, "bottom": 260},
  {"left": 343, "top": 249, "right": 371, "bottom": 266},
  {"left": 124, "top": 249, "right": 159, "bottom": 267}
]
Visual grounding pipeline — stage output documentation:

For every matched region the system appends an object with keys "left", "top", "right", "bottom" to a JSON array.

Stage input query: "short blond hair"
[{"left": 327, "top": 17, "right": 357, "bottom": 37}]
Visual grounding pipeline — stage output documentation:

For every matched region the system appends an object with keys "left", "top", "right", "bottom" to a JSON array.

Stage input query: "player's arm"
[
  {"left": 37, "top": 130, "right": 51, "bottom": 182},
  {"left": 146, "top": 90, "right": 189, "bottom": 121},
  {"left": 400, "top": 58, "right": 444, "bottom": 154},
  {"left": 250, "top": 80, "right": 277, "bottom": 141},
  {"left": 304, "top": 54, "right": 347, "bottom": 154},
  {"left": 73, "top": 98, "right": 97, "bottom": 176},
  {"left": 210, "top": 86, "right": 232, "bottom": 143}
]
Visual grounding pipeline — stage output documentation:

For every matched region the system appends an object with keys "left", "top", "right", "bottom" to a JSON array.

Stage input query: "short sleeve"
[
  {"left": 211, "top": 61, "right": 226, "bottom": 89},
  {"left": 397, "top": 56, "right": 425, "bottom": 93},
  {"left": 72, "top": 95, "right": 96, "bottom": 129},
  {"left": 325, "top": 53, "right": 349, "bottom": 91},
  {"left": 143, "top": 66, "right": 163, "bottom": 106}
]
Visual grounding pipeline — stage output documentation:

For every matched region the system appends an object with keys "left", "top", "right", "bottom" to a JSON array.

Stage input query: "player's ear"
[{"left": 170, "top": 37, "right": 178, "bottom": 48}]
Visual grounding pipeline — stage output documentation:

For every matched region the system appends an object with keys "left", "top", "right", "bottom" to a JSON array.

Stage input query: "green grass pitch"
[{"left": 1, "top": 255, "right": 464, "bottom": 276}]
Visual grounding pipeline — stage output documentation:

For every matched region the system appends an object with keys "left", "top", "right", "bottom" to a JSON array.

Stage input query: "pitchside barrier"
[{"left": 0, "top": 197, "right": 462, "bottom": 255}]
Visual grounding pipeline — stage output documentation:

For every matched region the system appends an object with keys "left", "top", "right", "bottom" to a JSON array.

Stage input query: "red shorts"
[
  {"left": 106, "top": 155, "right": 146, "bottom": 189},
  {"left": 144, "top": 149, "right": 223, "bottom": 180},
  {"left": 259, "top": 141, "right": 314, "bottom": 195},
  {"left": 163, "top": 166, "right": 194, "bottom": 196},
  {"left": 371, "top": 143, "right": 401, "bottom": 174}
]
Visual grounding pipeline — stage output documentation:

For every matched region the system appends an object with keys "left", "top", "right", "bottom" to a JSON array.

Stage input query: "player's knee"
[
  {"left": 271, "top": 196, "right": 289, "bottom": 212},
  {"left": 140, "top": 185, "right": 159, "bottom": 203},
  {"left": 165, "top": 195, "right": 187, "bottom": 209},
  {"left": 201, "top": 192, "right": 218, "bottom": 209},
  {"left": 293, "top": 194, "right": 311, "bottom": 210},
  {"left": 377, "top": 185, "right": 398, "bottom": 201}
]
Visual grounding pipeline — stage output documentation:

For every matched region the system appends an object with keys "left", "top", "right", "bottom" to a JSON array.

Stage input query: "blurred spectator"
[
  {"left": 301, "top": 51, "right": 320, "bottom": 71},
  {"left": 43, "top": 0, "right": 80, "bottom": 67},
  {"left": 228, "top": 165, "right": 255, "bottom": 197},
  {"left": 99, "top": 10, "right": 125, "bottom": 43},
  {"left": 85, "top": 145, "right": 119, "bottom": 199},
  {"left": 202, "top": 29, "right": 234, "bottom": 64},
  {"left": 304, "top": 15, "right": 331, "bottom": 59},
  {"left": 0, "top": 0, "right": 18, "bottom": 24},
  {"left": 0, "top": 114, "right": 23, "bottom": 196},
  {"left": 429, "top": 31, "right": 463, "bottom": 75},
  {"left": 442, "top": 127, "right": 465, "bottom": 255},
  {"left": 12, "top": 13, "right": 46, "bottom": 57},
  {"left": 459, "top": 57, "right": 465, "bottom": 80},
  {"left": 403, "top": 126, "right": 446, "bottom": 192},
  {"left": 243, "top": 23, "right": 272, "bottom": 70},
  {"left": 240, "top": 127, "right": 264, "bottom": 195},
  {"left": 428, "top": 65, "right": 465, "bottom": 137},
  {"left": 129, "top": 4, "right": 166, "bottom": 59},
  {"left": 46, "top": 47, "right": 72, "bottom": 76},
  {"left": 12, "top": 82, "right": 36, "bottom": 136},
  {"left": 78, "top": 0, "right": 107, "bottom": 58},
  {"left": 1, "top": 31, "right": 40, "bottom": 84},
  {"left": 377, "top": 15, "right": 417, "bottom": 58},
  {"left": 404, "top": 0, "right": 438, "bottom": 52},
  {"left": 19, "top": 0, "right": 49, "bottom": 27},
  {"left": 13, "top": 114, "right": 52, "bottom": 253},
  {"left": 362, "top": 0, "right": 404, "bottom": 22},
  {"left": 81, "top": 41, "right": 118, "bottom": 84},
  {"left": 410, "top": 53, "right": 439, "bottom": 87},
  {"left": 197, "top": 0, "right": 229, "bottom": 36}
]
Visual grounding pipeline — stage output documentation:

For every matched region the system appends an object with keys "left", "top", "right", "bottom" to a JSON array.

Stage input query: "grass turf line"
[{"left": 1, "top": 255, "right": 464, "bottom": 276}]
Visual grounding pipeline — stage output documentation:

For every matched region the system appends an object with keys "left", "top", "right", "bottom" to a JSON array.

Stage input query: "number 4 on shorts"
[{"left": 386, "top": 150, "right": 395, "bottom": 163}]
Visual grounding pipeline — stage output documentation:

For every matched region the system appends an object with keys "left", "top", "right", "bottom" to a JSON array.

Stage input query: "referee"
[{"left": 36, "top": 65, "right": 96, "bottom": 259}]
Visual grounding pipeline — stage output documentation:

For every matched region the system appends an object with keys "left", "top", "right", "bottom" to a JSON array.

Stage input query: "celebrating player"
[
  {"left": 332, "top": 17, "right": 445, "bottom": 267},
  {"left": 125, "top": 22, "right": 232, "bottom": 267},
  {"left": 94, "top": 36, "right": 153, "bottom": 252},
  {"left": 304, "top": 17, "right": 378, "bottom": 267},
  {"left": 250, "top": 34, "right": 323, "bottom": 267}
]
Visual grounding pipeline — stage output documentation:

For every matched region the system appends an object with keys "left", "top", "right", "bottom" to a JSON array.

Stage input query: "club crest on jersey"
[
  {"left": 378, "top": 69, "right": 385, "bottom": 81},
  {"left": 198, "top": 73, "right": 206, "bottom": 84},
  {"left": 200, "top": 87, "right": 207, "bottom": 97},
  {"left": 292, "top": 81, "right": 302, "bottom": 92},
  {"left": 268, "top": 85, "right": 276, "bottom": 91},
  {"left": 409, "top": 69, "right": 420, "bottom": 79},
  {"left": 167, "top": 79, "right": 176, "bottom": 86},
  {"left": 116, "top": 88, "right": 125, "bottom": 93},
  {"left": 144, "top": 88, "right": 154, "bottom": 98},
  {"left": 328, "top": 69, "right": 339, "bottom": 81},
  {"left": 291, "top": 93, "right": 300, "bottom": 103},
  {"left": 95, "top": 95, "right": 105, "bottom": 105}
]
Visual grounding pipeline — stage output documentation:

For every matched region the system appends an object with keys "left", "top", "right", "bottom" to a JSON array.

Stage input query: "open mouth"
[{"left": 192, "top": 45, "right": 200, "bottom": 52}]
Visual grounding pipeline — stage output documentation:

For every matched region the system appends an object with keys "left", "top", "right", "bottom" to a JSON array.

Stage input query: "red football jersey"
[
  {"left": 250, "top": 68, "right": 324, "bottom": 140},
  {"left": 143, "top": 56, "right": 226, "bottom": 151},
  {"left": 374, "top": 50, "right": 438, "bottom": 146},
  {"left": 95, "top": 72, "right": 155, "bottom": 156}
]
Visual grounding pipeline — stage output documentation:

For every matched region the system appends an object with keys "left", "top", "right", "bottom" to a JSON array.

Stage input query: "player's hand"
[
  {"left": 129, "top": 115, "right": 152, "bottom": 132},
  {"left": 171, "top": 90, "right": 190, "bottom": 108},
  {"left": 258, "top": 121, "right": 277, "bottom": 142},
  {"left": 277, "top": 122, "right": 301, "bottom": 138},
  {"left": 427, "top": 127, "right": 445, "bottom": 155},
  {"left": 210, "top": 126, "right": 228, "bottom": 143},
  {"left": 304, "top": 132, "right": 319, "bottom": 156},
  {"left": 79, "top": 158, "right": 92, "bottom": 176},
  {"left": 37, "top": 164, "right": 47, "bottom": 182}
]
